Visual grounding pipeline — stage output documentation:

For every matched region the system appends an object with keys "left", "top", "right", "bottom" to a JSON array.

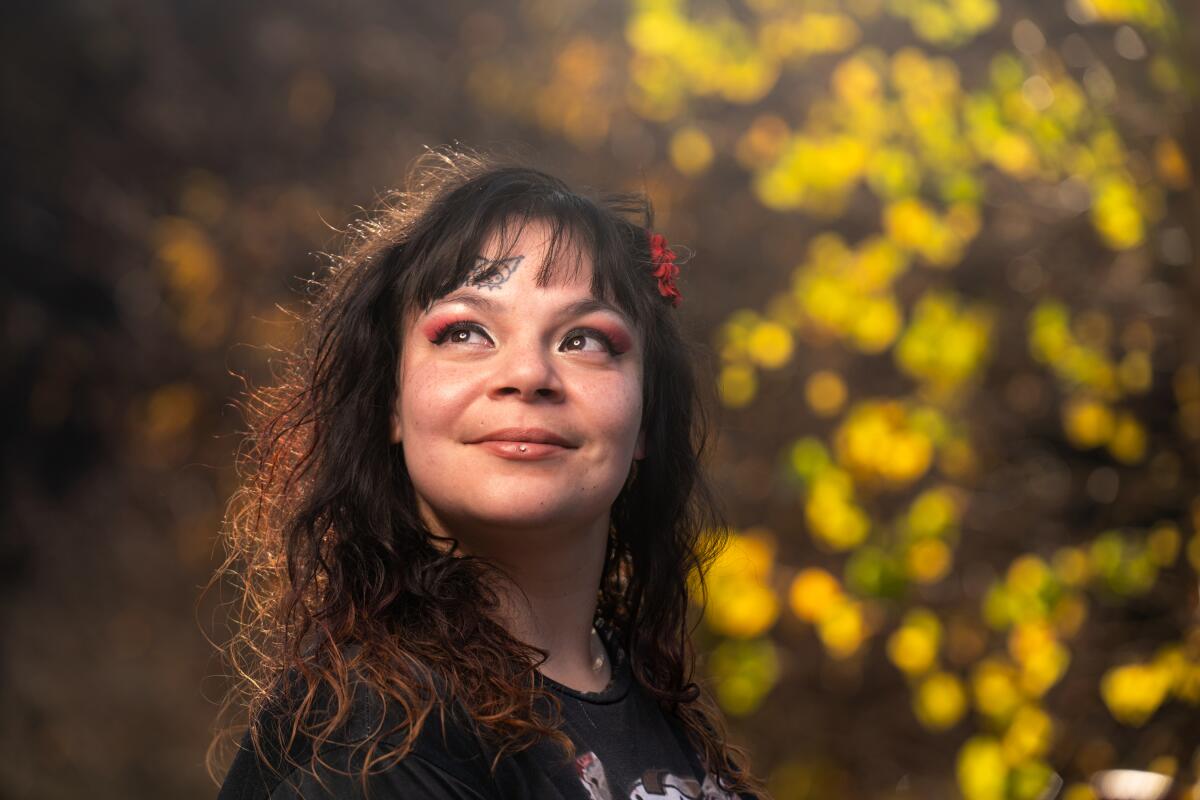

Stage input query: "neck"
[{"left": 423, "top": 506, "right": 613, "bottom": 693}]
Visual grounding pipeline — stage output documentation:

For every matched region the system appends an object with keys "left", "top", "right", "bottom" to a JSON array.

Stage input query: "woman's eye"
[
  {"left": 433, "top": 322, "right": 491, "bottom": 346},
  {"left": 561, "top": 329, "right": 616, "bottom": 354}
]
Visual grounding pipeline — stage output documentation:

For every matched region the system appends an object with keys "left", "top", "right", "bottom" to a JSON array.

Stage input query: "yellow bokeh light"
[
  {"left": 1002, "top": 704, "right": 1054, "bottom": 762},
  {"left": 1062, "top": 396, "right": 1115, "bottom": 448},
  {"left": 1019, "top": 639, "right": 1070, "bottom": 696},
  {"left": 805, "top": 370, "right": 848, "bottom": 417},
  {"left": 704, "top": 531, "right": 781, "bottom": 638},
  {"left": 851, "top": 295, "right": 902, "bottom": 353},
  {"left": 706, "top": 579, "right": 781, "bottom": 639},
  {"left": 1117, "top": 350, "right": 1153, "bottom": 394},
  {"left": 907, "top": 539, "right": 953, "bottom": 584},
  {"left": 887, "top": 608, "right": 941, "bottom": 675},
  {"left": 1146, "top": 523, "right": 1180, "bottom": 566},
  {"left": 957, "top": 736, "right": 1007, "bottom": 800},
  {"left": 142, "top": 383, "right": 201, "bottom": 443},
  {"left": 748, "top": 320, "right": 795, "bottom": 369},
  {"left": 719, "top": 363, "right": 758, "bottom": 408},
  {"left": 818, "top": 597, "right": 867, "bottom": 658},
  {"left": 1007, "top": 555, "right": 1051, "bottom": 596},
  {"left": 1052, "top": 546, "right": 1091, "bottom": 587},
  {"left": 1101, "top": 661, "right": 1171, "bottom": 726},
  {"left": 788, "top": 567, "right": 843, "bottom": 623},
  {"left": 1154, "top": 135, "right": 1192, "bottom": 189},
  {"left": 1107, "top": 411, "right": 1147, "bottom": 464},
  {"left": 972, "top": 658, "right": 1022, "bottom": 721},
  {"left": 914, "top": 671, "right": 967, "bottom": 731},
  {"left": 907, "top": 486, "right": 960, "bottom": 538},
  {"left": 669, "top": 126, "right": 715, "bottom": 176}
]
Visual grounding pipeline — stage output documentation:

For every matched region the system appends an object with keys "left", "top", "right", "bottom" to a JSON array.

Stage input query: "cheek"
[
  {"left": 590, "top": 374, "right": 644, "bottom": 443},
  {"left": 399, "top": 362, "right": 474, "bottom": 434}
]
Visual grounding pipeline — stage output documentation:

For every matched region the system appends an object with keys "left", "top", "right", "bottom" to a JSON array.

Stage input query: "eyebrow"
[{"left": 424, "top": 290, "right": 633, "bottom": 326}]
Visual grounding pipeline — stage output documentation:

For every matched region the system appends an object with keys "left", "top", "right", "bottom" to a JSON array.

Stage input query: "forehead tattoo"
[{"left": 464, "top": 255, "right": 523, "bottom": 291}]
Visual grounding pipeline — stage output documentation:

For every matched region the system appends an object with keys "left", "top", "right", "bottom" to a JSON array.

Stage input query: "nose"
[{"left": 488, "top": 335, "right": 565, "bottom": 402}]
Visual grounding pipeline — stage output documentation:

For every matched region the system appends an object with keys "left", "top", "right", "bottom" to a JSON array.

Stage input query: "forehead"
[
  {"left": 404, "top": 217, "right": 636, "bottom": 329},
  {"left": 477, "top": 217, "right": 593, "bottom": 289}
]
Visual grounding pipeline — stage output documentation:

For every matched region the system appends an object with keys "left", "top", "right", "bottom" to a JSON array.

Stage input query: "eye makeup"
[{"left": 422, "top": 315, "right": 634, "bottom": 356}]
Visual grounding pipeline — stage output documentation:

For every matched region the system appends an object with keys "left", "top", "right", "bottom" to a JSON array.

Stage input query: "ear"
[{"left": 634, "top": 426, "right": 646, "bottom": 460}]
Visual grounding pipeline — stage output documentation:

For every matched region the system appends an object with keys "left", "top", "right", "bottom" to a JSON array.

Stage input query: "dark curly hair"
[{"left": 206, "top": 149, "right": 766, "bottom": 797}]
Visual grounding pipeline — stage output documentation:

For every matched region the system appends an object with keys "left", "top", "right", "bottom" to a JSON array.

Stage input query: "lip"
[
  {"left": 469, "top": 428, "right": 577, "bottom": 461},
  {"left": 471, "top": 428, "right": 577, "bottom": 448}
]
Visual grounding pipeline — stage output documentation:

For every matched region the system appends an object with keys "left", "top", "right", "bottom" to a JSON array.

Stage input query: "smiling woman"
[{"left": 209, "top": 150, "right": 766, "bottom": 800}]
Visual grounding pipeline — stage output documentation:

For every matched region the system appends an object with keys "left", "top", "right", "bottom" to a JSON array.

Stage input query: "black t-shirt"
[{"left": 218, "top": 632, "right": 753, "bottom": 799}]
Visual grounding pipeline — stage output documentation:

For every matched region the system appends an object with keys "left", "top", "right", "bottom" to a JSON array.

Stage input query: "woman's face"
[{"left": 390, "top": 220, "right": 646, "bottom": 547}]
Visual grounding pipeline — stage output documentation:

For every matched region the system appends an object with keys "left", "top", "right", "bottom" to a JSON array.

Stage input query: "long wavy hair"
[{"left": 207, "top": 149, "right": 766, "bottom": 797}]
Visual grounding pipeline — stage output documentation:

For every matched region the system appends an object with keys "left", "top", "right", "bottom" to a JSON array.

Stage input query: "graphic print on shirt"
[{"left": 574, "top": 752, "right": 738, "bottom": 800}]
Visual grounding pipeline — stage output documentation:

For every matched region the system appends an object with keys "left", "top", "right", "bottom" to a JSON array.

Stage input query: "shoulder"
[{"left": 218, "top": 676, "right": 499, "bottom": 800}]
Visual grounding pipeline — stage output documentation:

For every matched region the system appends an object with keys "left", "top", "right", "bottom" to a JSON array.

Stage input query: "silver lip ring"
[{"left": 518, "top": 445, "right": 527, "bottom": 452}]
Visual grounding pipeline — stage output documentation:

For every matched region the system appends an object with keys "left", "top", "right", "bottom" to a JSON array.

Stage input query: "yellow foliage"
[
  {"left": 833, "top": 55, "right": 881, "bottom": 103},
  {"left": 719, "top": 363, "right": 758, "bottom": 408},
  {"left": 1062, "top": 784, "right": 1097, "bottom": 800},
  {"left": 1007, "top": 555, "right": 1051, "bottom": 597},
  {"left": 706, "top": 580, "right": 780, "bottom": 639},
  {"left": 806, "top": 473, "right": 871, "bottom": 550},
  {"left": 895, "top": 291, "right": 993, "bottom": 393},
  {"left": 1091, "top": 172, "right": 1145, "bottom": 250},
  {"left": 709, "top": 638, "right": 781, "bottom": 716},
  {"left": 1050, "top": 594, "right": 1088, "bottom": 639},
  {"left": 989, "top": 132, "right": 1037, "bottom": 177},
  {"left": 1019, "top": 638, "right": 1070, "bottom": 696},
  {"left": 747, "top": 320, "right": 794, "bottom": 368},
  {"left": 1146, "top": 524, "right": 1181, "bottom": 566},
  {"left": 710, "top": 529, "right": 776, "bottom": 581},
  {"left": 669, "top": 126, "right": 714, "bottom": 175},
  {"left": 884, "top": 197, "right": 937, "bottom": 250},
  {"left": 1101, "top": 661, "right": 1172, "bottom": 726},
  {"left": 1107, "top": 412, "right": 1147, "bottom": 464},
  {"left": 1062, "top": 396, "right": 1115, "bottom": 448},
  {"left": 759, "top": 12, "right": 860, "bottom": 62},
  {"left": 971, "top": 658, "right": 1022, "bottom": 721},
  {"left": 789, "top": 567, "right": 843, "bottom": 623},
  {"left": 1154, "top": 136, "right": 1192, "bottom": 189},
  {"left": 142, "top": 383, "right": 201, "bottom": 443},
  {"left": 1080, "top": 0, "right": 1173, "bottom": 30},
  {"left": 1116, "top": 350, "right": 1153, "bottom": 394},
  {"left": 157, "top": 217, "right": 222, "bottom": 296},
  {"left": 914, "top": 671, "right": 967, "bottom": 731},
  {"left": 834, "top": 401, "right": 934, "bottom": 486},
  {"left": 805, "top": 370, "right": 848, "bottom": 417},
  {"left": 957, "top": 736, "right": 1007, "bottom": 800},
  {"left": 907, "top": 487, "right": 960, "bottom": 538},
  {"left": 817, "top": 597, "right": 867, "bottom": 658},
  {"left": 851, "top": 295, "right": 902, "bottom": 353},
  {"left": 735, "top": 114, "right": 790, "bottom": 169},
  {"left": 907, "top": 539, "right": 953, "bottom": 584},
  {"left": 704, "top": 531, "right": 780, "bottom": 638},
  {"left": 1002, "top": 705, "right": 1054, "bottom": 762},
  {"left": 887, "top": 608, "right": 942, "bottom": 675}
]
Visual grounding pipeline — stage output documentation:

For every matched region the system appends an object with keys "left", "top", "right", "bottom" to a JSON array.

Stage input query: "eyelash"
[{"left": 430, "top": 320, "right": 621, "bottom": 355}]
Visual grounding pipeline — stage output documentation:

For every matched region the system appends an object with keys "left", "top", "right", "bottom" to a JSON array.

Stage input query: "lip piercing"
[{"left": 518, "top": 445, "right": 527, "bottom": 452}]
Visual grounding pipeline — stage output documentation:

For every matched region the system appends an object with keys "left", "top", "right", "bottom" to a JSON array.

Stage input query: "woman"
[{"left": 211, "top": 151, "right": 766, "bottom": 799}]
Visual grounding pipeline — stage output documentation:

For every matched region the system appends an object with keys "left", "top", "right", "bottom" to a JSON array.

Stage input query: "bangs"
[{"left": 396, "top": 168, "right": 657, "bottom": 330}]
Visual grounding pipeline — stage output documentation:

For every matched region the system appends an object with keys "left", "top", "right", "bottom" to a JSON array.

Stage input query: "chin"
[{"left": 428, "top": 484, "right": 620, "bottom": 535}]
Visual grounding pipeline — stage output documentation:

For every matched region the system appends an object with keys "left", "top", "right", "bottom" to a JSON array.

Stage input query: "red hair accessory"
[{"left": 648, "top": 231, "right": 682, "bottom": 307}]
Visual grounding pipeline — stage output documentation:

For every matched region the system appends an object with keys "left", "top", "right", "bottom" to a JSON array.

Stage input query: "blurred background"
[{"left": 3, "top": 0, "right": 1199, "bottom": 798}]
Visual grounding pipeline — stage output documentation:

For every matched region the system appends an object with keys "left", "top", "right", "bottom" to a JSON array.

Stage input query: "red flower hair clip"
[{"left": 648, "top": 231, "right": 682, "bottom": 307}]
